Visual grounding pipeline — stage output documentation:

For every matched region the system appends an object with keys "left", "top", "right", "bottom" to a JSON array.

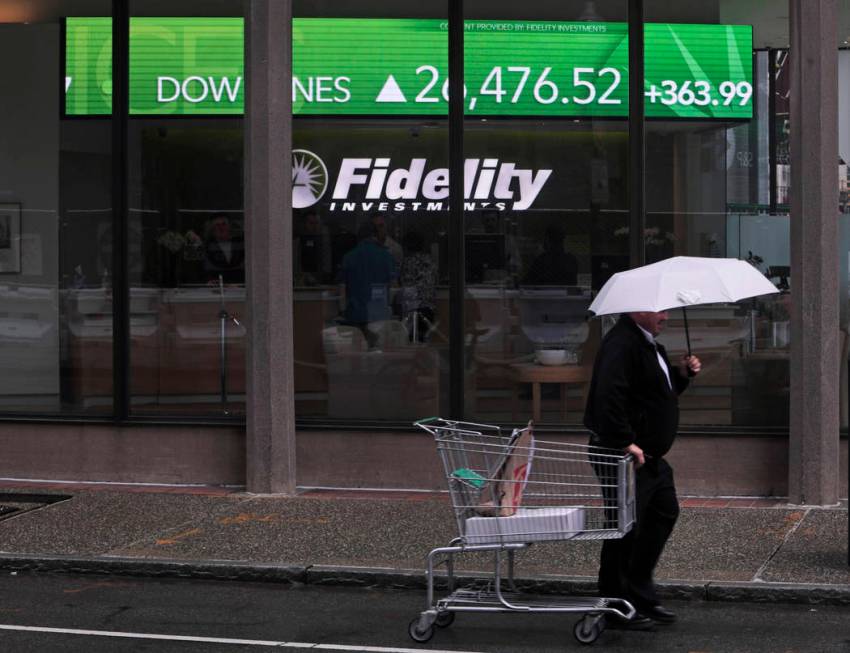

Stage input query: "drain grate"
[{"left": 0, "top": 493, "right": 71, "bottom": 522}]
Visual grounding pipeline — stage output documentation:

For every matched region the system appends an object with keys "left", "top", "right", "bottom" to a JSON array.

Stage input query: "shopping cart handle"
[{"left": 413, "top": 416, "right": 441, "bottom": 426}]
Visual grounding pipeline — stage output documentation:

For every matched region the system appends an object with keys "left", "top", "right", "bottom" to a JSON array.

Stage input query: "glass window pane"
[
  {"left": 292, "top": 3, "right": 450, "bottom": 423},
  {"left": 0, "top": 1, "right": 113, "bottom": 414},
  {"left": 463, "top": 1, "right": 628, "bottom": 425},
  {"left": 127, "top": 1, "right": 245, "bottom": 416},
  {"left": 839, "top": 4, "right": 850, "bottom": 433},
  {"left": 646, "top": 1, "right": 787, "bottom": 428}
]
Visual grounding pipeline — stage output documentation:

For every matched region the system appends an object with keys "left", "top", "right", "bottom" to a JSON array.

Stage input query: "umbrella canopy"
[{"left": 588, "top": 256, "right": 780, "bottom": 317}]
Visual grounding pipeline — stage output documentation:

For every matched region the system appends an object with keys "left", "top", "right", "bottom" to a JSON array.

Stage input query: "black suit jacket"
[
  {"left": 204, "top": 238, "right": 245, "bottom": 284},
  {"left": 583, "top": 314, "right": 689, "bottom": 458}
]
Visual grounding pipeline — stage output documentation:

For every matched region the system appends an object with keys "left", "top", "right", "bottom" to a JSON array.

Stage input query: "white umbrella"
[{"left": 588, "top": 256, "right": 780, "bottom": 355}]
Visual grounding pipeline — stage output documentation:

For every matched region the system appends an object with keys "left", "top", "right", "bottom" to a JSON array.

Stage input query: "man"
[
  {"left": 371, "top": 213, "right": 403, "bottom": 267},
  {"left": 295, "top": 210, "right": 332, "bottom": 285},
  {"left": 338, "top": 220, "right": 397, "bottom": 348},
  {"left": 203, "top": 213, "right": 245, "bottom": 285},
  {"left": 524, "top": 223, "right": 578, "bottom": 286},
  {"left": 583, "top": 311, "right": 701, "bottom": 629}
]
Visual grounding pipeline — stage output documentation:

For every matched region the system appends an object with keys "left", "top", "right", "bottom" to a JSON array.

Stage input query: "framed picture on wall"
[{"left": 0, "top": 203, "right": 21, "bottom": 274}]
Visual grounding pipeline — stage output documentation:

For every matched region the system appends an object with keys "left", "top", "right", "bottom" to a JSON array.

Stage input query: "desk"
[
  {"left": 161, "top": 288, "right": 246, "bottom": 396},
  {"left": 510, "top": 362, "right": 591, "bottom": 423}
]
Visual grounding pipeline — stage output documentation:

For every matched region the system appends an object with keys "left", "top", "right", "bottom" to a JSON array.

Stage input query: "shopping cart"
[{"left": 409, "top": 417, "right": 637, "bottom": 646}]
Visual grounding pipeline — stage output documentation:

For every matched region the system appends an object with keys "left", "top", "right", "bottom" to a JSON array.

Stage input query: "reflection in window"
[
  {"left": 292, "top": 120, "right": 449, "bottom": 422},
  {"left": 128, "top": 123, "right": 245, "bottom": 416},
  {"left": 463, "top": 122, "right": 627, "bottom": 424},
  {"left": 647, "top": 0, "right": 789, "bottom": 429},
  {"left": 0, "top": 1, "right": 113, "bottom": 414}
]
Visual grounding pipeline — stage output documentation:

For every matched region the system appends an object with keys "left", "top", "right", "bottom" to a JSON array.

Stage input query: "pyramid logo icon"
[{"left": 375, "top": 75, "right": 407, "bottom": 103}]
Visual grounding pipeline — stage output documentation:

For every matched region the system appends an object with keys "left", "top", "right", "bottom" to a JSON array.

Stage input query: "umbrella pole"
[{"left": 682, "top": 306, "right": 692, "bottom": 358}]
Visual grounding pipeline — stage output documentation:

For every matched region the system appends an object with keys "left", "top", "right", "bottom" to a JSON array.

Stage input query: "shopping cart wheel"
[
  {"left": 434, "top": 611, "right": 455, "bottom": 628},
  {"left": 408, "top": 617, "right": 435, "bottom": 643},
  {"left": 573, "top": 615, "right": 602, "bottom": 645}
]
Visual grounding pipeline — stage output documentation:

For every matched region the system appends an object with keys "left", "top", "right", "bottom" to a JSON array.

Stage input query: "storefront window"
[
  {"left": 0, "top": 1, "right": 113, "bottom": 414},
  {"left": 463, "top": 1, "right": 629, "bottom": 425},
  {"left": 127, "top": 1, "right": 245, "bottom": 416},
  {"left": 1, "top": 0, "right": 828, "bottom": 432},
  {"left": 292, "top": 3, "right": 450, "bottom": 423},
  {"left": 647, "top": 1, "right": 788, "bottom": 427}
]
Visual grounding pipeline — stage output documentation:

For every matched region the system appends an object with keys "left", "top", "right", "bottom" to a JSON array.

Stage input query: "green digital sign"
[
  {"left": 65, "top": 17, "right": 752, "bottom": 119},
  {"left": 65, "top": 17, "right": 112, "bottom": 115}
]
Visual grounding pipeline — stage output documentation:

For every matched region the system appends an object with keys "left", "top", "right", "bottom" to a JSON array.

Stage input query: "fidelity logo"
[
  {"left": 292, "top": 149, "right": 329, "bottom": 209},
  {"left": 292, "top": 151, "right": 552, "bottom": 211}
]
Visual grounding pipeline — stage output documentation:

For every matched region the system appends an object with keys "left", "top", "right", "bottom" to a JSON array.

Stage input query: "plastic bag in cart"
[{"left": 475, "top": 422, "right": 535, "bottom": 517}]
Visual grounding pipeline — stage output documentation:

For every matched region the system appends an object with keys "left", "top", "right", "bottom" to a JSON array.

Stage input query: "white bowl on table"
[{"left": 535, "top": 349, "right": 569, "bottom": 366}]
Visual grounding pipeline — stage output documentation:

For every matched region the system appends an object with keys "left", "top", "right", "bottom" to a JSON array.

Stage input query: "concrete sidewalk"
[{"left": 0, "top": 480, "right": 847, "bottom": 605}]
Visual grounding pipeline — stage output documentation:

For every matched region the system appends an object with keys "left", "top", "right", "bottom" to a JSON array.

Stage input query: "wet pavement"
[{"left": 0, "top": 481, "right": 846, "bottom": 604}]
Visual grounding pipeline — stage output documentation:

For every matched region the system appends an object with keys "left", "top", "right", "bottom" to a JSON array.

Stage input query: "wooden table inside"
[{"left": 509, "top": 362, "right": 591, "bottom": 423}]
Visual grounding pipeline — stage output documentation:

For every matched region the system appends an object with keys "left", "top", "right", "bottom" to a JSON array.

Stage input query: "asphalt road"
[{"left": 0, "top": 572, "right": 848, "bottom": 652}]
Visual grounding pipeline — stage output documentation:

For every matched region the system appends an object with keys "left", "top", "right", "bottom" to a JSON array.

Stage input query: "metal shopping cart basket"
[{"left": 409, "top": 417, "right": 637, "bottom": 646}]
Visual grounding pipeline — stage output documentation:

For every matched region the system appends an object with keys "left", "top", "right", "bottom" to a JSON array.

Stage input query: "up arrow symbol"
[{"left": 375, "top": 75, "right": 407, "bottom": 103}]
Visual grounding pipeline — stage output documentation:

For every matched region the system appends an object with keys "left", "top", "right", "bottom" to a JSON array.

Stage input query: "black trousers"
[{"left": 597, "top": 457, "right": 679, "bottom": 610}]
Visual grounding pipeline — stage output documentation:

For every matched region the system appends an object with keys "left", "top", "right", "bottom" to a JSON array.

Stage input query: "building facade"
[{"left": 0, "top": 0, "right": 846, "bottom": 503}]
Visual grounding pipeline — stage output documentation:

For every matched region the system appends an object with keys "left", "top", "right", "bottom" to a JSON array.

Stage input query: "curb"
[{"left": 0, "top": 554, "right": 848, "bottom": 606}]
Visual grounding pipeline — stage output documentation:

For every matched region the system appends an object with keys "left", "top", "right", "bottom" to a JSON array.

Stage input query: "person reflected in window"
[
  {"left": 294, "top": 210, "right": 332, "bottom": 286},
  {"left": 524, "top": 224, "right": 578, "bottom": 285},
  {"left": 399, "top": 231, "right": 438, "bottom": 343},
  {"left": 479, "top": 209, "right": 522, "bottom": 281},
  {"left": 371, "top": 213, "right": 403, "bottom": 268},
  {"left": 204, "top": 213, "right": 244, "bottom": 285},
  {"left": 338, "top": 219, "right": 398, "bottom": 348}
]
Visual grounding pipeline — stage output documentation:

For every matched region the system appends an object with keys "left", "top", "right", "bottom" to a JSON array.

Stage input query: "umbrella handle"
[{"left": 682, "top": 306, "right": 692, "bottom": 358}]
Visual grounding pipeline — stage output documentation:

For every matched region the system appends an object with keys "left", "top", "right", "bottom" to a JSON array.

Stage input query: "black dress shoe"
[
  {"left": 606, "top": 613, "right": 656, "bottom": 631},
  {"left": 643, "top": 604, "right": 677, "bottom": 624}
]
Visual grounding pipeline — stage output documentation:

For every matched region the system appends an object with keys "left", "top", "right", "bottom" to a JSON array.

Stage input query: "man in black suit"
[
  {"left": 584, "top": 311, "right": 701, "bottom": 629},
  {"left": 204, "top": 213, "right": 245, "bottom": 285},
  {"left": 524, "top": 224, "right": 578, "bottom": 286}
]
